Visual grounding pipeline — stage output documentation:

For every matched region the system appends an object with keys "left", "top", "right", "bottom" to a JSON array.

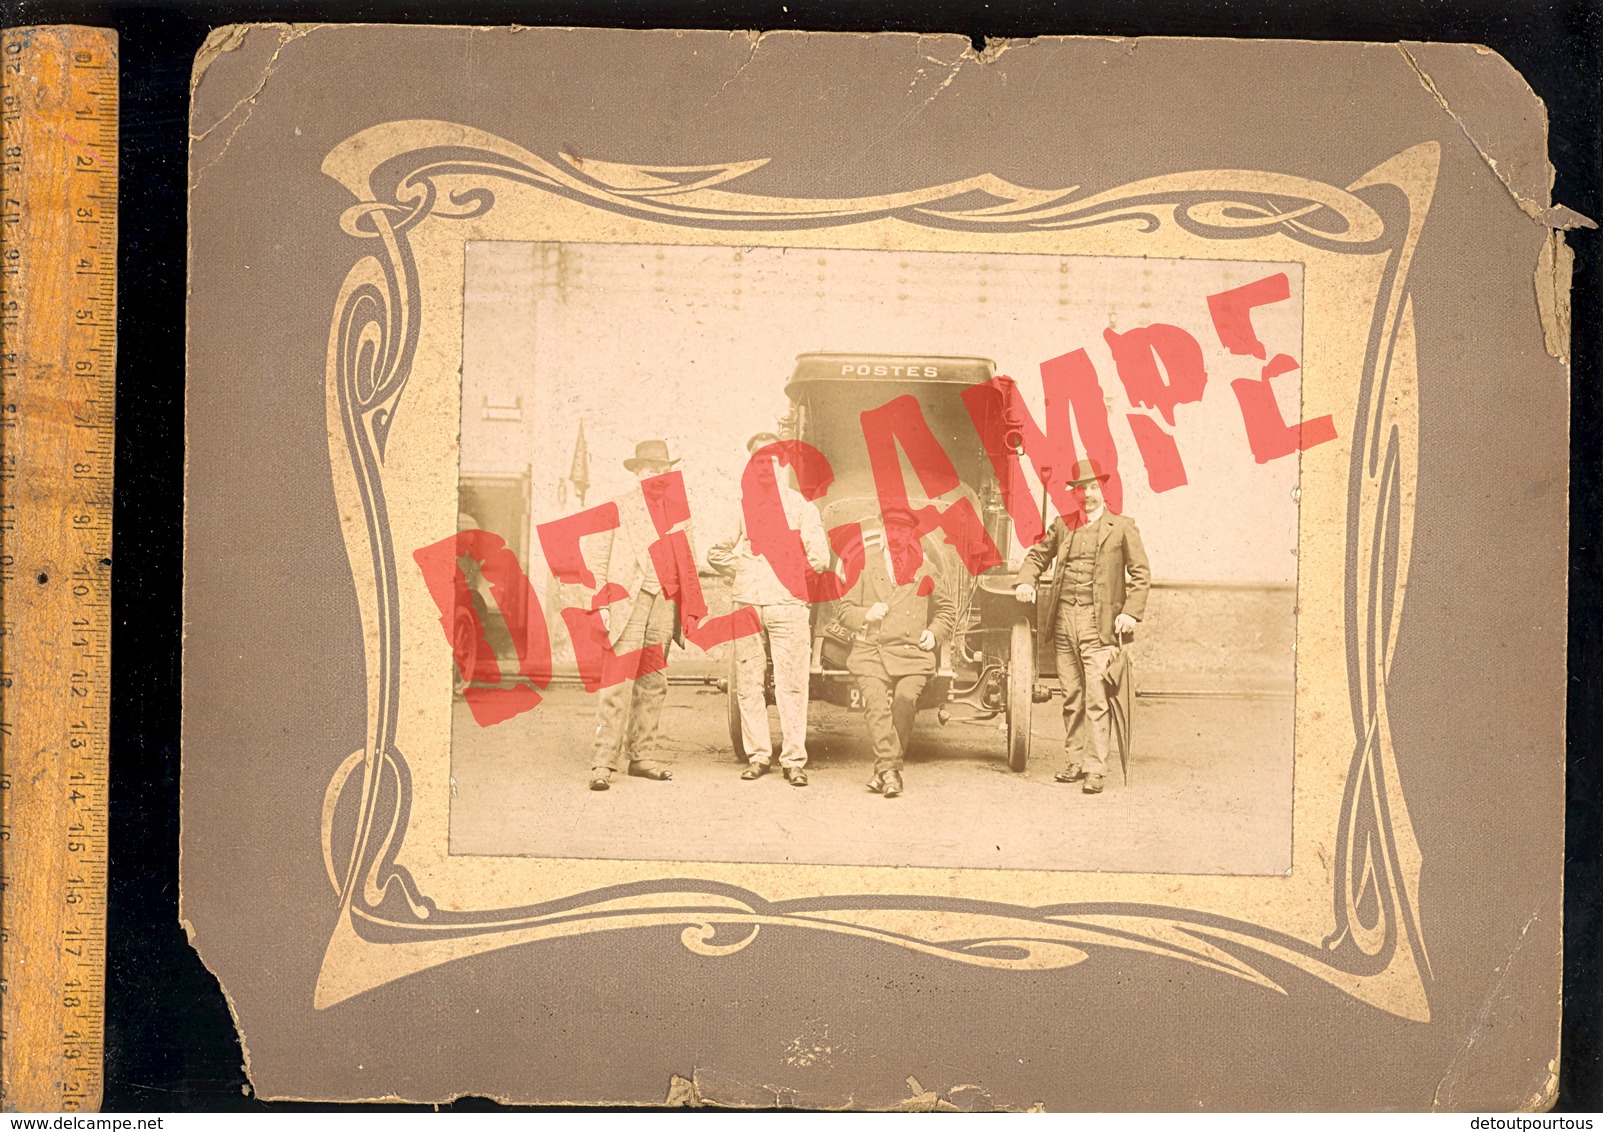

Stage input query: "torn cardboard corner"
[
  {"left": 1431, "top": 906, "right": 1562, "bottom": 1112},
  {"left": 1397, "top": 39, "right": 1594, "bottom": 232},
  {"left": 1395, "top": 40, "right": 1586, "bottom": 370},
  {"left": 191, "top": 22, "right": 252, "bottom": 91},
  {"left": 190, "top": 22, "right": 319, "bottom": 102},
  {"left": 188, "top": 22, "right": 323, "bottom": 193}
]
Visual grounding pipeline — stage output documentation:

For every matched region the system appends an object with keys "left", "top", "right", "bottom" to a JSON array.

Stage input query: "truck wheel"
[
  {"left": 451, "top": 605, "right": 479, "bottom": 699},
  {"left": 1007, "top": 612, "right": 1034, "bottom": 772}
]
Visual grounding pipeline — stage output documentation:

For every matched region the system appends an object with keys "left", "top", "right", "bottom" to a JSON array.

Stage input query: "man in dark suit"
[
  {"left": 1014, "top": 460, "right": 1150, "bottom": 794},
  {"left": 838, "top": 505, "right": 957, "bottom": 799}
]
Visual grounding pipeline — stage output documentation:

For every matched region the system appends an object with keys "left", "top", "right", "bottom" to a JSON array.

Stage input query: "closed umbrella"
[{"left": 1104, "top": 632, "right": 1136, "bottom": 785}]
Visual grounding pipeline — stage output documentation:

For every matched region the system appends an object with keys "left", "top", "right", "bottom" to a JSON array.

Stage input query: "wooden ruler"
[{"left": 0, "top": 25, "right": 117, "bottom": 1114}]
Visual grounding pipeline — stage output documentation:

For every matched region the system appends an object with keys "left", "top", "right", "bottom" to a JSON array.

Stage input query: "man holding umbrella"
[{"left": 1013, "top": 460, "right": 1150, "bottom": 794}]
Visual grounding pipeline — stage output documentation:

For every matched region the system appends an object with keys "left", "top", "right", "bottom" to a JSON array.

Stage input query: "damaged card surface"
[{"left": 183, "top": 25, "right": 1580, "bottom": 1109}]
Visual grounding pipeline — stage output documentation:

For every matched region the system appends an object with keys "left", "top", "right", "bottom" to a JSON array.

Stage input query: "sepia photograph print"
[{"left": 444, "top": 241, "right": 1304, "bottom": 875}]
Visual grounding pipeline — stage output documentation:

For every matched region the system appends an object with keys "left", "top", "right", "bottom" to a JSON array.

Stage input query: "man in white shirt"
[{"left": 707, "top": 432, "right": 831, "bottom": 786}]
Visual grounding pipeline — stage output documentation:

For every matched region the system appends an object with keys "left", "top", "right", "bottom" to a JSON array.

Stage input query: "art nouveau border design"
[{"left": 316, "top": 120, "right": 1438, "bottom": 1019}]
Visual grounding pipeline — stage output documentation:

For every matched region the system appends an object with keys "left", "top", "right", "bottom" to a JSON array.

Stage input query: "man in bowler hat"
[
  {"left": 588, "top": 439, "right": 692, "bottom": 791},
  {"left": 837, "top": 505, "right": 957, "bottom": 799},
  {"left": 1014, "top": 459, "right": 1150, "bottom": 794}
]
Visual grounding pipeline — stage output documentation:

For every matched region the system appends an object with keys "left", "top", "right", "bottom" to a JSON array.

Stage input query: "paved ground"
[{"left": 449, "top": 681, "right": 1293, "bottom": 875}]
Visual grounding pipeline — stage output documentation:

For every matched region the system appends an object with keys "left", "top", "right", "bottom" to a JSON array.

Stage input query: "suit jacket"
[
  {"left": 1015, "top": 511, "right": 1150, "bottom": 646},
  {"left": 593, "top": 489, "right": 695, "bottom": 649},
  {"left": 838, "top": 543, "right": 957, "bottom": 680}
]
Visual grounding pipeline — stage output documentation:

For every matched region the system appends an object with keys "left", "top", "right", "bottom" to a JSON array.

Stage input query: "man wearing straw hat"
[
  {"left": 587, "top": 439, "right": 692, "bottom": 791},
  {"left": 1013, "top": 459, "right": 1150, "bottom": 795}
]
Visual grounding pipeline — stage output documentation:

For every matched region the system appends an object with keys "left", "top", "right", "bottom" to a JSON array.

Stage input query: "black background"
[{"left": 4, "top": 0, "right": 1600, "bottom": 1112}]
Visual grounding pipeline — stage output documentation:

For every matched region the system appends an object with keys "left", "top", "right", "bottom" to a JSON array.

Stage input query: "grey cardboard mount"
[{"left": 184, "top": 26, "right": 1581, "bottom": 1109}]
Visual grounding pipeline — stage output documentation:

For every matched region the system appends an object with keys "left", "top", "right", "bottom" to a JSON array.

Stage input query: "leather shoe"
[
  {"left": 1082, "top": 774, "right": 1104, "bottom": 795},
  {"left": 1055, "top": 763, "right": 1085, "bottom": 784},
  {"left": 784, "top": 767, "right": 808, "bottom": 787},
  {"left": 882, "top": 771, "right": 903, "bottom": 798},
  {"left": 627, "top": 760, "right": 672, "bottom": 781},
  {"left": 588, "top": 770, "right": 611, "bottom": 791},
  {"left": 866, "top": 773, "right": 885, "bottom": 794},
  {"left": 741, "top": 762, "right": 770, "bottom": 780}
]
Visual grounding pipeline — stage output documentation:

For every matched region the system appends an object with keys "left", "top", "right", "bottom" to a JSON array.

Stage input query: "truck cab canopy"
[
  {"left": 785, "top": 353, "right": 1002, "bottom": 530},
  {"left": 782, "top": 351, "right": 1019, "bottom": 564}
]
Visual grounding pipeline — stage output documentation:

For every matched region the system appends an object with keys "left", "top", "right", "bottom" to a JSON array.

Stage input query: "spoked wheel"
[
  {"left": 1006, "top": 611, "right": 1034, "bottom": 772},
  {"left": 451, "top": 603, "right": 480, "bottom": 699},
  {"left": 727, "top": 646, "right": 749, "bottom": 761}
]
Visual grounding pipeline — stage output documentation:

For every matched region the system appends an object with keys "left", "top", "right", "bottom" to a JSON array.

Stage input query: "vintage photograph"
[{"left": 442, "top": 239, "right": 1302, "bottom": 874}]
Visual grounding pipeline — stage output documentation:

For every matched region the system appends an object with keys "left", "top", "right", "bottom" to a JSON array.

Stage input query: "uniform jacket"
[
  {"left": 593, "top": 489, "right": 696, "bottom": 649},
  {"left": 1015, "top": 511, "right": 1150, "bottom": 646},
  {"left": 838, "top": 543, "right": 957, "bottom": 680}
]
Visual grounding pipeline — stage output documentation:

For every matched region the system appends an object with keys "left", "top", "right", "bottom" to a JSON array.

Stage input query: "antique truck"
[{"left": 728, "top": 352, "right": 1052, "bottom": 771}]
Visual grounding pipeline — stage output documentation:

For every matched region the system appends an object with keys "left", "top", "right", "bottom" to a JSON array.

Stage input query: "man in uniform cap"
[
  {"left": 707, "top": 431, "right": 831, "bottom": 785},
  {"left": 837, "top": 504, "right": 957, "bottom": 798},
  {"left": 1013, "top": 460, "right": 1150, "bottom": 794},
  {"left": 587, "top": 439, "right": 694, "bottom": 791}
]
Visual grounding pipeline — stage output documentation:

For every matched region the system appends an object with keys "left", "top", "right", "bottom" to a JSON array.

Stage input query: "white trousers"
[{"left": 732, "top": 603, "right": 813, "bottom": 768}]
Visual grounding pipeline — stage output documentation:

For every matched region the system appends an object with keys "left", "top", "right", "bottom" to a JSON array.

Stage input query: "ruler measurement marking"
[{"left": 0, "top": 25, "right": 116, "bottom": 1115}]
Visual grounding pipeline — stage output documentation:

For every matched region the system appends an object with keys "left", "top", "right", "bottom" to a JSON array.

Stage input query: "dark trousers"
[
  {"left": 1054, "top": 602, "right": 1116, "bottom": 776},
  {"left": 855, "top": 672, "right": 927, "bottom": 774}
]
